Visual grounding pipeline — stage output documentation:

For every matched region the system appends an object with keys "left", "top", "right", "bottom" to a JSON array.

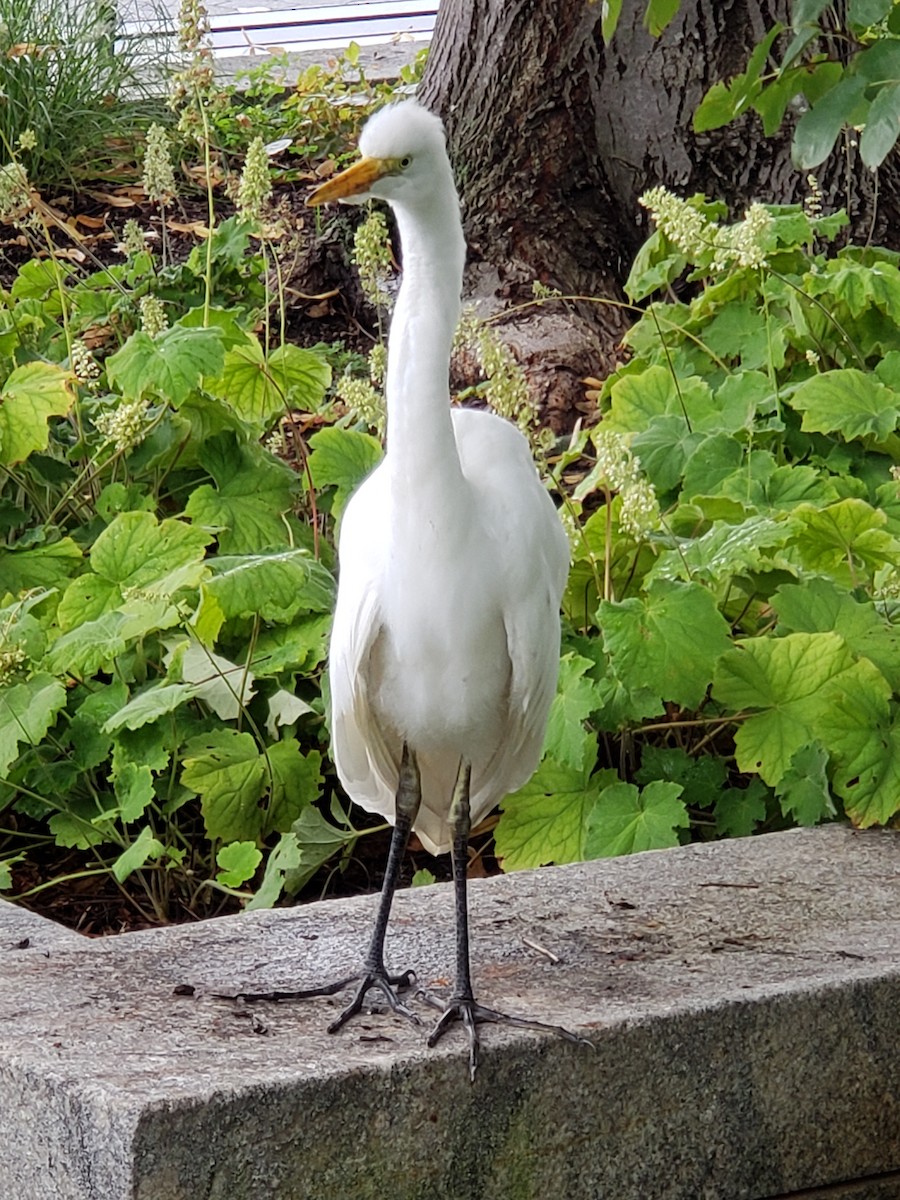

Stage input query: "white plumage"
[
  {"left": 305, "top": 102, "right": 575, "bottom": 1076},
  {"left": 322, "top": 101, "right": 569, "bottom": 854}
]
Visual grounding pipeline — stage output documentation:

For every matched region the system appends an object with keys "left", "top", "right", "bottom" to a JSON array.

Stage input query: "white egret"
[{"left": 304, "top": 100, "right": 575, "bottom": 1078}]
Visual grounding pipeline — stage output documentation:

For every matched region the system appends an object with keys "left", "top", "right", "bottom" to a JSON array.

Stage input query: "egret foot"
[
  {"left": 421, "top": 991, "right": 588, "bottom": 1081},
  {"left": 327, "top": 967, "right": 421, "bottom": 1033},
  {"left": 216, "top": 967, "right": 420, "bottom": 1032}
]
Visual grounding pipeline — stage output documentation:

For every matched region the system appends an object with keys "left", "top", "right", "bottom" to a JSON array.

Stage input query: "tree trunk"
[{"left": 419, "top": 0, "right": 899, "bottom": 410}]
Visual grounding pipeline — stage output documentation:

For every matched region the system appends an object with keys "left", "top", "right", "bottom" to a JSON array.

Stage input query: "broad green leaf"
[
  {"left": 208, "top": 335, "right": 296, "bottom": 429},
  {"left": 91, "top": 511, "right": 211, "bottom": 589},
  {"left": 411, "top": 868, "right": 437, "bottom": 887},
  {"left": 680, "top": 432, "right": 744, "bottom": 500},
  {"left": 266, "top": 689, "right": 314, "bottom": 737},
  {"left": 104, "top": 683, "right": 198, "bottom": 733},
  {"left": 282, "top": 803, "right": 359, "bottom": 895},
  {"left": 246, "top": 830, "right": 303, "bottom": 910},
  {"left": 791, "top": 499, "right": 900, "bottom": 584},
  {"left": 631, "top": 415, "right": 704, "bottom": 493},
  {"left": 182, "top": 730, "right": 267, "bottom": 842},
  {"left": 861, "top": 81, "right": 900, "bottom": 169},
  {"left": 543, "top": 654, "right": 599, "bottom": 771},
  {"left": 583, "top": 780, "right": 688, "bottom": 857},
  {"left": 635, "top": 745, "right": 726, "bottom": 809},
  {"left": 185, "top": 433, "right": 299, "bottom": 553},
  {"left": 495, "top": 747, "right": 611, "bottom": 870},
  {"left": 693, "top": 81, "right": 738, "bottom": 133},
  {"left": 789, "top": 369, "right": 900, "bottom": 441},
  {"left": 308, "top": 426, "right": 383, "bottom": 521},
  {"left": 773, "top": 576, "right": 900, "bottom": 690},
  {"left": 168, "top": 641, "right": 255, "bottom": 720},
  {"left": 0, "top": 362, "right": 74, "bottom": 466},
  {"left": 599, "top": 579, "right": 732, "bottom": 708},
  {"left": 0, "top": 673, "right": 67, "bottom": 776},
  {"left": 67, "top": 680, "right": 128, "bottom": 771},
  {"left": 607, "top": 366, "right": 711, "bottom": 433},
  {"left": 203, "top": 549, "right": 334, "bottom": 622},
  {"left": 827, "top": 705, "right": 900, "bottom": 828},
  {"left": 266, "top": 741, "right": 323, "bottom": 833},
  {"left": 269, "top": 343, "right": 331, "bottom": 410},
  {"left": 774, "top": 742, "right": 834, "bottom": 826},
  {"left": 849, "top": 0, "right": 892, "bottom": 24},
  {"left": 105, "top": 322, "right": 225, "bottom": 405},
  {"left": 0, "top": 538, "right": 82, "bottom": 594},
  {"left": 113, "top": 760, "right": 155, "bottom": 822},
  {"left": 713, "top": 632, "right": 888, "bottom": 785},
  {"left": 113, "top": 825, "right": 165, "bottom": 883},
  {"left": 714, "top": 779, "right": 769, "bottom": 837},
  {"left": 57, "top": 574, "right": 120, "bottom": 631},
  {"left": 624, "top": 230, "right": 687, "bottom": 301},
  {"left": 793, "top": 75, "right": 868, "bottom": 169},
  {"left": 216, "top": 840, "right": 263, "bottom": 888},
  {"left": 44, "top": 613, "right": 128, "bottom": 677},
  {"left": 251, "top": 615, "right": 331, "bottom": 675}
]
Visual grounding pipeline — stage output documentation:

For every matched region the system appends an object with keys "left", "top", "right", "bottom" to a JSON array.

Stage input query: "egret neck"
[{"left": 384, "top": 181, "right": 467, "bottom": 511}]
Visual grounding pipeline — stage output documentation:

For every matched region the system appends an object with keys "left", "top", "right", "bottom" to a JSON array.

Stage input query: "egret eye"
[{"left": 399, "top": 155, "right": 412, "bottom": 169}]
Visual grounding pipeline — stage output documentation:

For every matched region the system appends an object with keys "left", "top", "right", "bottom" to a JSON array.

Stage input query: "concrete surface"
[{"left": 1, "top": 825, "right": 899, "bottom": 1199}]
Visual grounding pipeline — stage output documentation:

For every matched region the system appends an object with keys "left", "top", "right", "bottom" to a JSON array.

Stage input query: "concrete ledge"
[{"left": 2, "top": 826, "right": 899, "bottom": 1199}]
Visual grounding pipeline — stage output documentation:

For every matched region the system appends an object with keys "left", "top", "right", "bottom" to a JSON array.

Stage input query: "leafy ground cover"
[{"left": 1, "top": 0, "right": 899, "bottom": 934}]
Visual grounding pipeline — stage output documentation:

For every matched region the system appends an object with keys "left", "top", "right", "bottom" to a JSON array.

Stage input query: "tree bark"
[{"left": 419, "top": 0, "right": 899, "bottom": 403}]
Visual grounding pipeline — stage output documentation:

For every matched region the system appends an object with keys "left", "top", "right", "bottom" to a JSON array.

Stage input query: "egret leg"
[
  {"left": 423, "top": 760, "right": 588, "bottom": 1081},
  {"left": 220, "top": 744, "right": 422, "bottom": 1031},
  {"left": 327, "top": 742, "right": 423, "bottom": 1032}
]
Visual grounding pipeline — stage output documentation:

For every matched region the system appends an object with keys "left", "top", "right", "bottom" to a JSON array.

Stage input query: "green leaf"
[
  {"left": 269, "top": 343, "right": 331, "bottom": 410},
  {"left": 185, "top": 433, "right": 299, "bottom": 553},
  {"left": 635, "top": 745, "right": 726, "bottom": 809},
  {"left": 91, "top": 511, "right": 212, "bottom": 589},
  {"left": 601, "top": 0, "right": 623, "bottom": 41},
  {"left": 495, "top": 747, "right": 611, "bottom": 870},
  {"left": 181, "top": 730, "right": 267, "bottom": 842},
  {"left": 773, "top": 576, "right": 900, "bottom": 690},
  {"left": 643, "top": 0, "right": 680, "bottom": 37},
  {"left": 308, "top": 426, "right": 383, "bottom": 521},
  {"left": 714, "top": 779, "right": 769, "bottom": 836},
  {"left": 44, "top": 613, "right": 128, "bottom": 677},
  {"left": 791, "top": 498, "right": 900, "bottom": 584},
  {"left": 693, "top": 81, "right": 738, "bottom": 133},
  {"left": 680, "top": 433, "right": 744, "bottom": 500},
  {"left": 266, "top": 741, "right": 323, "bottom": 833},
  {"left": 283, "top": 803, "right": 359, "bottom": 894},
  {"left": 822, "top": 695, "right": 900, "bottom": 827},
  {"left": 543, "top": 654, "right": 599, "bottom": 771},
  {"left": 105, "top": 321, "right": 225, "bottom": 405},
  {"left": 203, "top": 549, "right": 334, "bottom": 621},
  {"left": 789, "top": 369, "right": 900, "bottom": 441},
  {"left": 0, "top": 673, "right": 67, "bottom": 777},
  {"left": 104, "top": 683, "right": 197, "bottom": 733},
  {"left": 246, "top": 831, "right": 302, "bottom": 910},
  {"left": 774, "top": 742, "right": 834, "bottom": 826},
  {"left": 113, "top": 760, "right": 155, "bottom": 822},
  {"left": 860, "top": 81, "right": 900, "bottom": 169},
  {"left": 631, "top": 416, "right": 704, "bottom": 493},
  {"left": 599, "top": 579, "right": 732, "bottom": 709},
  {"left": 713, "top": 632, "right": 888, "bottom": 785},
  {"left": 113, "top": 825, "right": 165, "bottom": 883},
  {"left": 251, "top": 615, "right": 331, "bottom": 675},
  {"left": 584, "top": 780, "right": 688, "bottom": 857},
  {"left": 0, "top": 362, "right": 74, "bottom": 465},
  {"left": 217, "top": 840, "right": 263, "bottom": 888},
  {"left": 793, "top": 75, "right": 868, "bottom": 169},
  {"left": 0, "top": 538, "right": 82, "bottom": 594}
]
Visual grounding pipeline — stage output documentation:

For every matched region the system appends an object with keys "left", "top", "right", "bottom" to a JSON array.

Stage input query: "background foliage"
[{"left": 0, "top": 0, "right": 898, "bottom": 923}]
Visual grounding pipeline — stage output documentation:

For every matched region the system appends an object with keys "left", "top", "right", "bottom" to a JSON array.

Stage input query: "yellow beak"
[{"left": 306, "top": 156, "right": 390, "bottom": 206}]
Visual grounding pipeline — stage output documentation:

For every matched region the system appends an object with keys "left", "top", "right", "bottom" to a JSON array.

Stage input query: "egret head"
[{"left": 307, "top": 100, "right": 451, "bottom": 210}]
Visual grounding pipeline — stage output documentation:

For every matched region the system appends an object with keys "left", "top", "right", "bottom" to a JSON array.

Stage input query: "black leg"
[
  {"left": 327, "top": 742, "right": 422, "bottom": 1032},
  {"left": 221, "top": 744, "right": 423, "bottom": 1032},
  {"left": 423, "top": 759, "right": 589, "bottom": 1081}
]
